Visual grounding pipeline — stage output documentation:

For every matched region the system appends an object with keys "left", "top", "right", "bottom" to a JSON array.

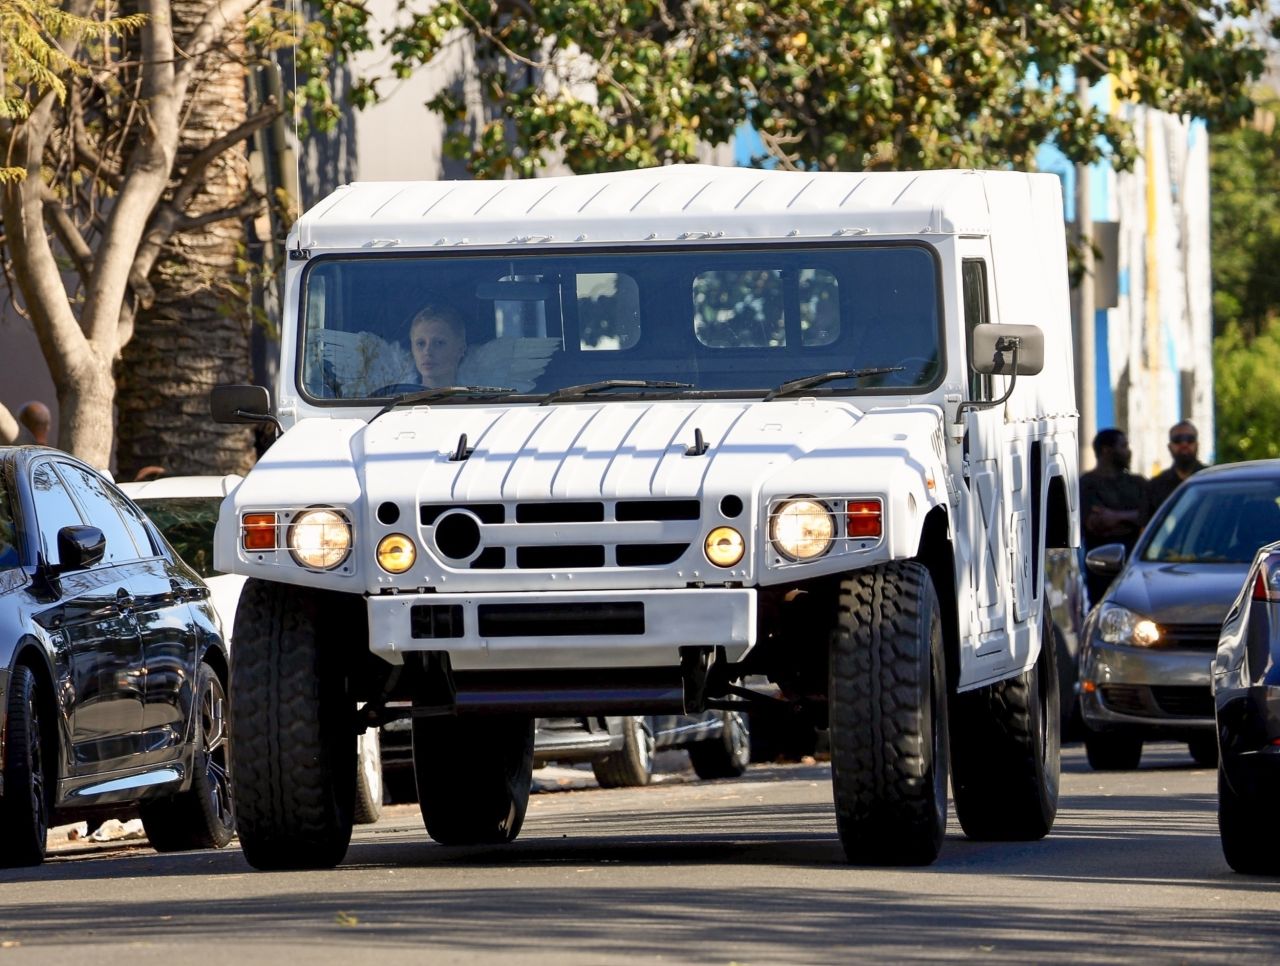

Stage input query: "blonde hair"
[{"left": 409, "top": 304, "right": 466, "bottom": 343}]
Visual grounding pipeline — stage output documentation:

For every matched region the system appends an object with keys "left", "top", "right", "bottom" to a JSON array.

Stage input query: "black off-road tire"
[
  {"left": 951, "top": 613, "right": 1061, "bottom": 841},
  {"left": 829, "top": 562, "right": 949, "bottom": 866},
  {"left": 1188, "top": 736, "right": 1218, "bottom": 768},
  {"left": 1084, "top": 732, "right": 1143, "bottom": 771},
  {"left": 1218, "top": 764, "right": 1280, "bottom": 875},
  {"left": 0, "top": 665, "right": 51, "bottom": 868},
  {"left": 592, "top": 716, "right": 655, "bottom": 788},
  {"left": 231, "top": 580, "right": 356, "bottom": 870},
  {"left": 139, "top": 661, "right": 236, "bottom": 852},
  {"left": 688, "top": 710, "right": 751, "bottom": 780},
  {"left": 413, "top": 715, "right": 534, "bottom": 845}
]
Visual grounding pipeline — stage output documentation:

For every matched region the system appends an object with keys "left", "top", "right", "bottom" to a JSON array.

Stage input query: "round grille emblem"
[{"left": 433, "top": 511, "right": 482, "bottom": 560}]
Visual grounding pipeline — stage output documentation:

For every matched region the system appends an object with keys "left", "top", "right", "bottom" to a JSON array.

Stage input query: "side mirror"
[
  {"left": 971, "top": 323, "right": 1045, "bottom": 376},
  {"left": 211, "top": 384, "right": 274, "bottom": 426},
  {"left": 1085, "top": 543, "right": 1127, "bottom": 577},
  {"left": 55, "top": 526, "right": 105, "bottom": 573}
]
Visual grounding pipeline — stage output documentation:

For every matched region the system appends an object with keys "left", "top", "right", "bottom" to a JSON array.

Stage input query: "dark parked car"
[
  {"left": 1080, "top": 461, "right": 1280, "bottom": 771},
  {"left": 382, "top": 711, "right": 750, "bottom": 800},
  {"left": 0, "top": 447, "right": 234, "bottom": 866},
  {"left": 1212, "top": 540, "right": 1280, "bottom": 875}
]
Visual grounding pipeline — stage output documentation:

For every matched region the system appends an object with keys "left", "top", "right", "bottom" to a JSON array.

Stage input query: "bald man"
[{"left": 17, "top": 401, "right": 51, "bottom": 445}]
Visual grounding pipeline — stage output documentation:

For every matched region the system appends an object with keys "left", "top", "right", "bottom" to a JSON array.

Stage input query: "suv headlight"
[
  {"left": 288, "top": 508, "right": 352, "bottom": 570},
  {"left": 1097, "top": 603, "right": 1161, "bottom": 647},
  {"left": 770, "top": 498, "right": 835, "bottom": 561}
]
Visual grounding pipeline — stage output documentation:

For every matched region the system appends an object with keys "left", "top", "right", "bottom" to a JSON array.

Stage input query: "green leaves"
[{"left": 319, "top": 1, "right": 1273, "bottom": 177}]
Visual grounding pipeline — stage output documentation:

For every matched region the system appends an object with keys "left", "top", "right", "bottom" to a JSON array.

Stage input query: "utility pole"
[{"left": 1076, "top": 76, "right": 1097, "bottom": 471}]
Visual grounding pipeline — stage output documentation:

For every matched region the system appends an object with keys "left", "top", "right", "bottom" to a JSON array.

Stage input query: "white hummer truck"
[{"left": 213, "top": 165, "right": 1078, "bottom": 870}]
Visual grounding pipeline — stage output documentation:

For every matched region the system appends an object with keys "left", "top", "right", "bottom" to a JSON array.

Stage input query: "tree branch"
[
  {"left": 42, "top": 187, "right": 94, "bottom": 280},
  {"left": 175, "top": 196, "right": 264, "bottom": 233}
]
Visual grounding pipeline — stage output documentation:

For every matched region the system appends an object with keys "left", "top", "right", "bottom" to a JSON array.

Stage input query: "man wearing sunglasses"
[{"left": 1147, "top": 420, "right": 1207, "bottom": 514}]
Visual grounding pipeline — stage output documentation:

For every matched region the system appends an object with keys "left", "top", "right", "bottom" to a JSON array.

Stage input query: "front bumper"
[
  {"left": 1080, "top": 641, "right": 1215, "bottom": 737},
  {"left": 367, "top": 587, "right": 757, "bottom": 670}
]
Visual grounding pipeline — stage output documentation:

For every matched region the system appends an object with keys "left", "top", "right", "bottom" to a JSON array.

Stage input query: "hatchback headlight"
[
  {"left": 288, "top": 508, "right": 352, "bottom": 570},
  {"left": 770, "top": 499, "right": 835, "bottom": 561},
  {"left": 1097, "top": 603, "right": 1161, "bottom": 647}
]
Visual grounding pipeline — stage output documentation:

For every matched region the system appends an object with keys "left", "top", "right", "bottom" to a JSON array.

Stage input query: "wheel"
[
  {"left": 1188, "top": 736, "right": 1218, "bottom": 768},
  {"left": 353, "top": 729, "right": 384, "bottom": 825},
  {"left": 383, "top": 767, "right": 419, "bottom": 805},
  {"left": 829, "top": 562, "right": 949, "bottom": 866},
  {"left": 230, "top": 580, "right": 357, "bottom": 870},
  {"left": 950, "top": 611, "right": 1061, "bottom": 841},
  {"left": 688, "top": 710, "right": 751, "bottom": 780},
  {"left": 1084, "top": 732, "right": 1143, "bottom": 771},
  {"left": 748, "top": 708, "right": 819, "bottom": 763},
  {"left": 0, "top": 665, "right": 51, "bottom": 868},
  {"left": 413, "top": 715, "right": 534, "bottom": 845},
  {"left": 591, "top": 716, "right": 655, "bottom": 788},
  {"left": 1219, "top": 764, "right": 1280, "bottom": 874},
  {"left": 139, "top": 661, "right": 236, "bottom": 852}
]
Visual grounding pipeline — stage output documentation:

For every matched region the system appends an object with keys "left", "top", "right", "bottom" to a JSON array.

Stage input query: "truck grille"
[{"left": 420, "top": 499, "right": 700, "bottom": 571}]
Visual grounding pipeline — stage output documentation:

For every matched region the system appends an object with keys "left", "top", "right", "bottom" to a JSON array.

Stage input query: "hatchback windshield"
[
  {"left": 1142, "top": 480, "right": 1280, "bottom": 564},
  {"left": 297, "top": 245, "right": 942, "bottom": 402},
  {"left": 136, "top": 497, "right": 222, "bottom": 578}
]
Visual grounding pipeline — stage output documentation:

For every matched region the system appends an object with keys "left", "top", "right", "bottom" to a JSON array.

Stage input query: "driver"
[{"left": 409, "top": 305, "right": 467, "bottom": 388}]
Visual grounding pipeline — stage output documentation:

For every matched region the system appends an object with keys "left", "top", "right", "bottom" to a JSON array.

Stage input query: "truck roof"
[{"left": 292, "top": 165, "right": 1060, "bottom": 251}]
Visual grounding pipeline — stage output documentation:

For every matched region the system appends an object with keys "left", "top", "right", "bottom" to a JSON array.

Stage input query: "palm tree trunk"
[{"left": 115, "top": 0, "right": 256, "bottom": 480}]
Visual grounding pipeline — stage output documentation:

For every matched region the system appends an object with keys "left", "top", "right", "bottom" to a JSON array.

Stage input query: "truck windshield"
[{"left": 297, "top": 244, "right": 942, "bottom": 403}]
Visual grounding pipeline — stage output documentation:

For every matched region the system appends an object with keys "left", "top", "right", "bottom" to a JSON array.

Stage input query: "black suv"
[{"left": 0, "top": 447, "right": 234, "bottom": 866}]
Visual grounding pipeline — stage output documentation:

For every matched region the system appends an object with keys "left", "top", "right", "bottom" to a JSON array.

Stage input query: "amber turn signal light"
[
  {"left": 241, "top": 512, "right": 277, "bottom": 551},
  {"left": 377, "top": 533, "right": 417, "bottom": 574},
  {"left": 846, "top": 500, "right": 882, "bottom": 538}
]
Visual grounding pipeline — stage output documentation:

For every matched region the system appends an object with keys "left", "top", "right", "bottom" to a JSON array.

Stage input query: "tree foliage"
[
  {"left": 1214, "top": 319, "right": 1280, "bottom": 463},
  {"left": 332, "top": 0, "right": 1278, "bottom": 177}
]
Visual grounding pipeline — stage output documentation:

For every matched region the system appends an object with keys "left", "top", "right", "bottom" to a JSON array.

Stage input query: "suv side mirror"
[
  {"left": 971, "top": 323, "right": 1044, "bottom": 376},
  {"left": 55, "top": 526, "right": 105, "bottom": 573},
  {"left": 211, "top": 384, "right": 275, "bottom": 426},
  {"left": 1085, "top": 543, "right": 1127, "bottom": 576}
]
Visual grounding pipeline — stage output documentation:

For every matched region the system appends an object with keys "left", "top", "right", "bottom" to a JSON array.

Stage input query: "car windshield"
[
  {"left": 297, "top": 244, "right": 942, "bottom": 403},
  {"left": 136, "top": 497, "right": 222, "bottom": 578},
  {"left": 1141, "top": 480, "right": 1280, "bottom": 564},
  {"left": 0, "top": 475, "right": 18, "bottom": 570}
]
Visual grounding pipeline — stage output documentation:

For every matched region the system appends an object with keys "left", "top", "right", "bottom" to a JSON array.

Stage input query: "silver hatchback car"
[{"left": 1079, "top": 461, "right": 1280, "bottom": 770}]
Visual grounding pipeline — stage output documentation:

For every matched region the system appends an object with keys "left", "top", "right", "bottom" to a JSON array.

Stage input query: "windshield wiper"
[
  {"left": 763, "top": 367, "right": 906, "bottom": 402},
  {"left": 540, "top": 379, "right": 692, "bottom": 405},
  {"left": 370, "top": 386, "right": 513, "bottom": 422}
]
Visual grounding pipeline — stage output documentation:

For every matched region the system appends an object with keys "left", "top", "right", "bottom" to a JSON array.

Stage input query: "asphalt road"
[{"left": 2, "top": 743, "right": 1277, "bottom": 964}]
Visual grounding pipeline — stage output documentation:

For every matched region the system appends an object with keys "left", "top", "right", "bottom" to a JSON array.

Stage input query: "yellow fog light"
[
  {"left": 287, "top": 508, "right": 351, "bottom": 570},
  {"left": 705, "top": 527, "right": 745, "bottom": 568},
  {"left": 377, "top": 533, "right": 417, "bottom": 574}
]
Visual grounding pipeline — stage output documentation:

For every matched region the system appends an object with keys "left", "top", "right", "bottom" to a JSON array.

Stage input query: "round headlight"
[
  {"left": 705, "top": 527, "right": 745, "bottom": 567},
  {"left": 771, "top": 499, "right": 835, "bottom": 561},
  {"left": 288, "top": 508, "right": 351, "bottom": 570},
  {"left": 1097, "top": 603, "right": 1162, "bottom": 647},
  {"left": 377, "top": 533, "right": 417, "bottom": 574}
]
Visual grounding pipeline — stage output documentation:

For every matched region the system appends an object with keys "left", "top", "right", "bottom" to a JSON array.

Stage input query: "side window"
[
  {"left": 962, "top": 259, "right": 992, "bottom": 401},
  {"left": 693, "top": 269, "right": 786, "bottom": 348},
  {"left": 0, "top": 474, "right": 22, "bottom": 569},
  {"left": 109, "top": 490, "right": 159, "bottom": 558},
  {"left": 57, "top": 463, "right": 143, "bottom": 565},
  {"left": 577, "top": 273, "right": 641, "bottom": 350},
  {"left": 30, "top": 462, "right": 84, "bottom": 566}
]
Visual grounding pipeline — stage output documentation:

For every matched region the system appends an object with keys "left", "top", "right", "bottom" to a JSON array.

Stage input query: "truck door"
[{"left": 958, "top": 244, "right": 1035, "bottom": 673}]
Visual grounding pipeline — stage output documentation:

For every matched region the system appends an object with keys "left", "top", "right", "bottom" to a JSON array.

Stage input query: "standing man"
[
  {"left": 1146, "top": 420, "right": 1207, "bottom": 515},
  {"left": 16, "top": 401, "right": 51, "bottom": 445},
  {"left": 1080, "top": 428, "right": 1148, "bottom": 606}
]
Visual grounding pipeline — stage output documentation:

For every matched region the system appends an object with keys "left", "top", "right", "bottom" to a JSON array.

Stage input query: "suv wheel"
[
  {"left": 951, "top": 612, "right": 1061, "bottom": 841},
  {"left": 592, "top": 716, "right": 655, "bottom": 788},
  {"left": 413, "top": 715, "right": 534, "bottom": 845},
  {"left": 0, "top": 665, "right": 51, "bottom": 868},
  {"left": 1084, "top": 732, "right": 1143, "bottom": 771},
  {"left": 830, "top": 562, "right": 949, "bottom": 866},
  {"left": 231, "top": 580, "right": 357, "bottom": 870},
  {"left": 1219, "top": 763, "right": 1280, "bottom": 874},
  {"left": 353, "top": 729, "right": 384, "bottom": 824},
  {"left": 688, "top": 711, "right": 751, "bottom": 780},
  {"left": 140, "top": 660, "right": 236, "bottom": 852}
]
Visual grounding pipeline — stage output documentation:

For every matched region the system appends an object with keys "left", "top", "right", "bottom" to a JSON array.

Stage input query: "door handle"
[{"left": 115, "top": 587, "right": 136, "bottom": 615}]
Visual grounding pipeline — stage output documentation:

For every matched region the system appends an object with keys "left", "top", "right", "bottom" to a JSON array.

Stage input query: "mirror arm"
[
  {"left": 955, "top": 345, "right": 1020, "bottom": 425},
  {"left": 235, "top": 408, "right": 283, "bottom": 435}
]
